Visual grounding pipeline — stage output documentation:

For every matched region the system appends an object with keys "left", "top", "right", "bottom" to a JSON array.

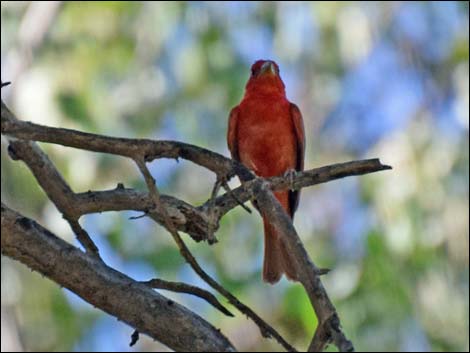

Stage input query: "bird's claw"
[{"left": 284, "top": 169, "right": 297, "bottom": 191}]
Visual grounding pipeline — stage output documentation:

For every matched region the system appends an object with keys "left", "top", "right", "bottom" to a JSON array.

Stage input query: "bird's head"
[{"left": 245, "top": 59, "right": 285, "bottom": 96}]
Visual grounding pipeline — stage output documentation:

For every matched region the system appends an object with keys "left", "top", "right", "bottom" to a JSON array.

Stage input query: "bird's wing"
[
  {"left": 288, "top": 103, "right": 306, "bottom": 217},
  {"left": 227, "top": 106, "right": 240, "bottom": 161}
]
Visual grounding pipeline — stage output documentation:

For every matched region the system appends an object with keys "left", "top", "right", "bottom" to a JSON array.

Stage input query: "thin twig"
[
  {"left": 1, "top": 110, "right": 247, "bottom": 179},
  {"left": 2, "top": 204, "right": 236, "bottom": 352},
  {"left": 150, "top": 210, "right": 297, "bottom": 351},
  {"left": 206, "top": 178, "right": 223, "bottom": 244},
  {"left": 129, "top": 330, "right": 139, "bottom": 347},
  {"left": 134, "top": 159, "right": 297, "bottom": 352},
  {"left": 143, "top": 278, "right": 233, "bottom": 317},
  {"left": 129, "top": 213, "right": 148, "bottom": 220},
  {"left": 221, "top": 180, "right": 252, "bottom": 213},
  {"left": 309, "top": 314, "right": 354, "bottom": 352},
  {"left": 1, "top": 99, "right": 393, "bottom": 351},
  {"left": 67, "top": 218, "right": 101, "bottom": 259},
  {"left": 1, "top": 109, "right": 390, "bottom": 243},
  {"left": 253, "top": 180, "right": 354, "bottom": 351},
  {"left": 6, "top": 140, "right": 102, "bottom": 259},
  {"left": 206, "top": 159, "right": 391, "bottom": 219},
  {"left": 5, "top": 131, "right": 211, "bottom": 242}
]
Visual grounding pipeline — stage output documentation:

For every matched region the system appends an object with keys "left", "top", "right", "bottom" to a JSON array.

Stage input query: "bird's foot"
[{"left": 283, "top": 169, "right": 297, "bottom": 191}]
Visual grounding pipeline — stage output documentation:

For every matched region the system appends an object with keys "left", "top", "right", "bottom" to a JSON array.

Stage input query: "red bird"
[{"left": 227, "top": 60, "right": 305, "bottom": 284}]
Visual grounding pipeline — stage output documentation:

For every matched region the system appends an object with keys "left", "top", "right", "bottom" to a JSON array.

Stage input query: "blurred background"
[{"left": 1, "top": 1, "right": 468, "bottom": 352}]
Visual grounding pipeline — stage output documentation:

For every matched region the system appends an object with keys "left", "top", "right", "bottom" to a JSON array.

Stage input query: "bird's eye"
[{"left": 251, "top": 68, "right": 256, "bottom": 76}]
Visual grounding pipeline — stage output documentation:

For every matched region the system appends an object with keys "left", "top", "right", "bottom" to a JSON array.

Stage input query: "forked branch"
[{"left": 1, "top": 95, "right": 392, "bottom": 351}]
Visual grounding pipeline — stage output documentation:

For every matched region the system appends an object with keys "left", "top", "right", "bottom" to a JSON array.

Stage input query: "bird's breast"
[{"left": 237, "top": 97, "right": 297, "bottom": 177}]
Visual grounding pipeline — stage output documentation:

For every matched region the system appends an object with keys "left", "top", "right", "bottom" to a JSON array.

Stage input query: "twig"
[
  {"left": 134, "top": 158, "right": 296, "bottom": 351},
  {"left": 6, "top": 140, "right": 101, "bottom": 259},
  {"left": 206, "top": 159, "right": 391, "bottom": 219},
  {"left": 129, "top": 330, "right": 139, "bottom": 347},
  {"left": 253, "top": 180, "right": 354, "bottom": 351},
  {"left": 7, "top": 132, "right": 211, "bottom": 242},
  {"left": 316, "top": 268, "right": 331, "bottom": 276},
  {"left": 63, "top": 160, "right": 389, "bottom": 243},
  {"left": 67, "top": 218, "right": 101, "bottom": 258},
  {"left": 206, "top": 178, "right": 223, "bottom": 244},
  {"left": 151, "top": 209, "right": 298, "bottom": 351},
  {"left": 1, "top": 109, "right": 249, "bottom": 179},
  {"left": 134, "top": 159, "right": 166, "bottom": 215},
  {"left": 1, "top": 204, "right": 236, "bottom": 352},
  {"left": 143, "top": 278, "right": 233, "bottom": 317},
  {"left": 221, "top": 180, "right": 252, "bottom": 213},
  {"left": 309, "top": 314, "right": 354, "bottom": 352},
  {"left": 2, "top": 107, "right": 390, "bottom": 243},
  {"left": 1, "top": 99, "right": 393, "bottom": 351},
  {"left": 129, "top": 213, "right": 148, "bottom": 220}
]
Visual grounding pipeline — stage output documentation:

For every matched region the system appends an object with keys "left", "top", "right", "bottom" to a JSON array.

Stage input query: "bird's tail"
[{"left": 262, "top": 217, "right": 299, "bottom": 284}]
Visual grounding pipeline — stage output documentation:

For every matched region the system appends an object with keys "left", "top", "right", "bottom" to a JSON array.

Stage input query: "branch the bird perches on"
[{"left": 1, "top": 93, "right": 391, "bottom": 352}]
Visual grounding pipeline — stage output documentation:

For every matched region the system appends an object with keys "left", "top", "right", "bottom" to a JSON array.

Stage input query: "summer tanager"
[{"left": 227, "top": 60, "right": 305, "bottom": 283}]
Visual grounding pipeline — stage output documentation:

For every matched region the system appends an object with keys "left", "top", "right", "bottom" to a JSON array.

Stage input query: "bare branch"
[
  {"left": 1, "top": 106, "right": 252, "bottom": 180},
  {"left": 67, "top": 218, "right": 100, "bottom": 258},
  {"left": 1, "top": 203, "right": 236, "bottom": 352},
  {"left": 147, "top": 211, "right": 297, "bottom": 352},
  {"left": 2, "top": 104, "right": 390, "bottom": 244},
  {"left": 134, "top": 158, "right": 176, "bottom": 236},
  {"left": 135, "top": 158, "right": 297, "bottom": 351},
  {"left": 221, "top": 180, "right": 252, "bottom": 213},
  {"left": 1, "top": 98, "right": 392, "bottom": 351},
  {"left": 129, "top": 330, "right": 139, "bottom": 347},
  {"left": 7, "top": 140, "right": 101, "bottom": 257},
  {"left": 206, "top": 178, "right": 223, "bottom": 244},
  {"left": 309, "top": 314, "right": 354, "bottom": 352},
  {"left": 143, "top": 278, "right": 233, "bottom": 317},
  {"left": 7, "top": 140, "right": 77, "bottom": 216},
  {"left": 207, "top": 158, "right": 391, "bottom": 218},
  {"left": 6, "top": 137, "right": 211, "bottom": 242},
  {"left": 67, "top": 160, "right": 389, "bottom": 243},
  {"left": 252, "top": 181, "right": 354, "bottom": 351}
]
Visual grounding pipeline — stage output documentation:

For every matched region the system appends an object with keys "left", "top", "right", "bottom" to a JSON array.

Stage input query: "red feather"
[{"left": 227, "top": 60, "right": 305, "bottom": 283}]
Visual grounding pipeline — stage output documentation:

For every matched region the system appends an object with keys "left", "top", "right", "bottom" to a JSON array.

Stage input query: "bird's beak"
[{"left": 259, "top": 61, "right": 276, "bottom": 76}]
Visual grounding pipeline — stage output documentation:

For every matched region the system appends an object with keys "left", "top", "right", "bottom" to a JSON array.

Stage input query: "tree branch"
[
  {"left": 2, "top": 97, "right": 392, "bottom": 351},
  {"left": 3, "top": 106, "right": 293, "bottom": 348},
  {"left": 149, "top": 207, "right": 297, "bottom": 351},
  {"left": 134, "top": 158, "right": 297, "bottom": 351},
  {"left": 143, "top": 278, "right": 233, "bottom": 317},
  {"left": 7, "top": 140, "right": 102, "bottom": 257},
  {"left": 6, "top": 137, "right": 210, "bottom": 241},
  {"left": 1, "top": 102, "right": 252, "bottom": 180},
  {"left": 2, "top": 109, "right": 390, "bottom": 244},
  {"left": 204, "top": 158, "right": 391, "bottom": 223},
  {"left": 0, "top": 203, "right": 235, "bottom": 352},
  {"left": 252, "top": 181, "right": 354, "bottom": 351}
]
